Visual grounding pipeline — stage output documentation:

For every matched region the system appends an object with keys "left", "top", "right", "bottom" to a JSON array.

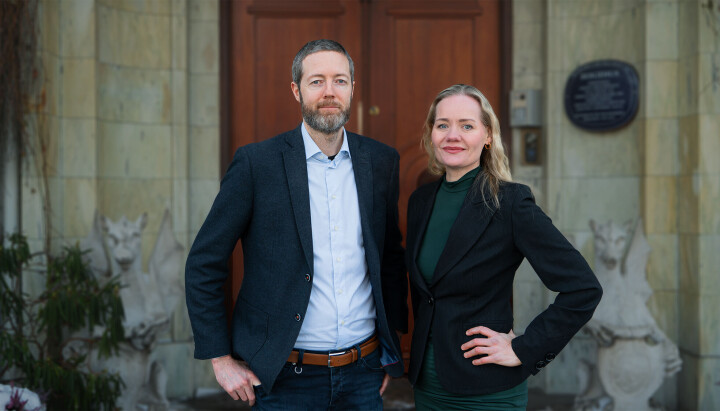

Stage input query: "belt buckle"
[{"left": 327, "top": 349, "right": 349, "bottom": 368}]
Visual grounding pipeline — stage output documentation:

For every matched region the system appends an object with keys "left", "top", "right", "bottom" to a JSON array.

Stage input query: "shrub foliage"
[{"left": 0, "top": 234, "right": 126, "bottom": 410}]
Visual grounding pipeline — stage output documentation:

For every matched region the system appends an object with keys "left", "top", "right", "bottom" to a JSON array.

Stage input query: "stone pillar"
[
  {"left": 511, "top": 0, "right": 552, "bottom": 394},
  {"left": 640, "top": 0, "right": 680, "bottom": 406},
  {"left": 676, "top": 1, "right": 720, "bottom": 408},
  {"left": 187, "top": 0, "right": 221, "bottom": 242},
  {"left": 57, "top": 0, "right": 99, "bottom": 249}
]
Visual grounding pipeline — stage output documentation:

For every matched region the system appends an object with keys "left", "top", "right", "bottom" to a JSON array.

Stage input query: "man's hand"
[
  {"left": 461, "top": 326, "right": 521, "bottom": 367},
  {"left": 380, "top": 373, "right": 391, "bottom": 395},
  {"left": 211, "top": 355, "right": 262, "bottom": 405},
  {"left": 379, "top": 329, "right": 404, "bottom": 395}
]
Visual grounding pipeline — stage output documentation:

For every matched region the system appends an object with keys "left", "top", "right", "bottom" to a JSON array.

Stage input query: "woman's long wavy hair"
[{"left": 421, "top": 84, "right": 512, "bottom": 207}]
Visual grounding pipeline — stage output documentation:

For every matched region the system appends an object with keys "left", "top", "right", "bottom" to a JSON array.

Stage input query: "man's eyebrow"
[{"left": 306, "top": 73, "right": 350, "bottom": 78}]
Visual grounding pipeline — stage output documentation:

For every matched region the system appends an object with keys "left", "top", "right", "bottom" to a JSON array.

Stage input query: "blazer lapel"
[
  {"left": 348, "top": 134, "right": 378, "bottom": 263},
  {"left": 409, "top": 180, "right": 441, "bottom": 295},
  {"left": 429, "top": 185, "right": 498, "bottom": 288},
  {"left": 282, "top": 128, "right": 314, "bottom": 274}
]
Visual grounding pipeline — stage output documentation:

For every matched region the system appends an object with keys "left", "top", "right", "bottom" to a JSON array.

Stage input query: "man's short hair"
[{"left": 292, "top": 39, "right": 354, "bottom": 85}]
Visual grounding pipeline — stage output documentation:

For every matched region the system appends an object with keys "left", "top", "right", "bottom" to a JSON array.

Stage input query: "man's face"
[{"left": 291, "top": 51, "right": 354, "bottom": 134}]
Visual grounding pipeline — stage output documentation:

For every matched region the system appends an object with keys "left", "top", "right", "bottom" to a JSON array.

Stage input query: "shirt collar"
[{"left": 301, "top": 122, "right": 350, "bottom": 161}]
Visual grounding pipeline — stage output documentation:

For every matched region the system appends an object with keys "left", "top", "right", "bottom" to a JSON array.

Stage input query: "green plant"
[{"left": 0, "top": 234, "right": 126, "bottom": 410}]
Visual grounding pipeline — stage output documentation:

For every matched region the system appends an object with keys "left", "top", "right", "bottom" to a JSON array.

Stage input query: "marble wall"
[
  {"left": 511, "top": 0, "right": 720, "bottom": 408},
  {"left": 23, "top": 0, "right": 220, "bottom": 400}
]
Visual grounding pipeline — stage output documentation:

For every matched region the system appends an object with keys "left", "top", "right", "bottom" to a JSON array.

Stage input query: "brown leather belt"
[{"left": 287, "top": 336, "right": 379, "bottom": 368}]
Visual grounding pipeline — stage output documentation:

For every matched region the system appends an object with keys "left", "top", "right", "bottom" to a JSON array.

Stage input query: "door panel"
[
  {"left": 254, "top": 18, "right": 336, "bottom": 138},
  {"left": 230, "top": 0, "right": 363, "bottom": 150},
  {"left": 368, "top": 0, "right": 500, "bottom": 234}
]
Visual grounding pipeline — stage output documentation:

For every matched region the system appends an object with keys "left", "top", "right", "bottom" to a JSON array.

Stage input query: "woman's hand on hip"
[{"left": 461, "top": 326, "right": 522, "bottom": 367}]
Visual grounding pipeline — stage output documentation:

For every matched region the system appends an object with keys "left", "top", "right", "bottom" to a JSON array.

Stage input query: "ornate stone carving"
[
  {"left": 81, "top": 210, "right": 184, "bottom": 410},
  {"left": 574, "top": 219, "right": 681, "bottom": 411}
]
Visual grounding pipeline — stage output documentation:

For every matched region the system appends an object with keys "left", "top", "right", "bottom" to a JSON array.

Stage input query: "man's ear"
[{"left": 291, "top": 82, "right": 301, "bottom": 103}]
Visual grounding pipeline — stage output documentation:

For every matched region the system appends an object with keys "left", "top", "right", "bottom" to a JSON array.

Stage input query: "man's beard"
[{"left": 300, "top": 93, "right": 352, "bottom": 134}]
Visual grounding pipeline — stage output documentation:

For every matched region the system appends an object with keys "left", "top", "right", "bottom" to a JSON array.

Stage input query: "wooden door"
[
  {"left": 223, "top": 0, "right": 503, "bottom": 367},
  {"left": 365, "top": 0, "right": 501, "bottom": 360}
]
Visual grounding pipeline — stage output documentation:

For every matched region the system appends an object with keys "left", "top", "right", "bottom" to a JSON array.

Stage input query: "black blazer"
[
  {"left": 185, "top": 126, "right": 408, "bottom": 392},
  {"left": 406, "top": 179, "right": 602, "bottom": 395}
]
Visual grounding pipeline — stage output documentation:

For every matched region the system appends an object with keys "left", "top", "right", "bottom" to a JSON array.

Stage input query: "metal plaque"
[{"left": 564, "top": 60, "right": 639, "bottom": 132}]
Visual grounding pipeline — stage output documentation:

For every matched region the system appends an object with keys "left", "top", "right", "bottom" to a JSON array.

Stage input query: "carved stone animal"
[
  {"left": 82, "top": 210, "right": 185, "bottom": 410},
  {"left": 101, "top": 213, "right": 168, "bottom": 349},
  {"left": 575, "top": 219, "right": 681, "bottom": 411},
  {"left": 587, "top": 219, "right": 656, "bottom": 338}
]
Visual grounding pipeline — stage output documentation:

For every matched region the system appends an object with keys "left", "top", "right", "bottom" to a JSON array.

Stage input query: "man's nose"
[{"left": 322, "top": 82, "right": 335, "bottom": 97}]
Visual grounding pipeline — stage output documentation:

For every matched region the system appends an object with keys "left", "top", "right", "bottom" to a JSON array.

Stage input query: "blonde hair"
[{"left": 421, "top": 84, "right": 512, "bottom": 207}]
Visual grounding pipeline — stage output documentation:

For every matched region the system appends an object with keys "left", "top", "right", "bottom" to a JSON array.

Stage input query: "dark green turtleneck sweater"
[{"left": 417, "top": 166, "right": 480, "bottom": 283}]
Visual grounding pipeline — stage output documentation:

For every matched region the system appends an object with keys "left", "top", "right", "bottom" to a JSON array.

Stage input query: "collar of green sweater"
[{"left": 442, "top": 166, "right": 481, "bottom": 193}]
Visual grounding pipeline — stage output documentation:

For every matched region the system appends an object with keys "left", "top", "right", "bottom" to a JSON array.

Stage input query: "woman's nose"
[{"left": 446, "top": 126, "right": 461, "bottom": 140}]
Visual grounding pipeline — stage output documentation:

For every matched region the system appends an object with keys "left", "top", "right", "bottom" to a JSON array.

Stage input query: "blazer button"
[
  {"left": 305, "top": 274, "right": 311, "bottom": 282},
  {"left": 427, "top": 297, "right": 434, "bottom": 305},
  {"left": 545, "top": 353, "right": 556, "bottom": 362},
  {"left": 535, "top": 360, "right": 546, "bottom": 370},
  {"left": 295, "top": 313, "right": 301, "bottom": 321}
]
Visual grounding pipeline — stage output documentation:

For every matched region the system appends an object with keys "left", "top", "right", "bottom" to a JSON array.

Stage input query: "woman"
[{"left": 406, "top": 84, "right": 602, "bottom": 410}]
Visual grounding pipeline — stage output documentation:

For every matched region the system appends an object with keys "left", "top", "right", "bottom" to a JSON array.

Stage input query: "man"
[{"left": 185, "top": 39, "right": 407, "bottom": 409}]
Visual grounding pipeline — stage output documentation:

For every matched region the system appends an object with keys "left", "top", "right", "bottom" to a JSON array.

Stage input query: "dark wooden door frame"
[{"left": 219, "top": 0, "right": 233, "bottom": 317}]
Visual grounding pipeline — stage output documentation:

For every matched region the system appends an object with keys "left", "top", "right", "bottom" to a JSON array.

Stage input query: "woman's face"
[{"left": 431, "top": 94, "right": 491, "bottom": 181}]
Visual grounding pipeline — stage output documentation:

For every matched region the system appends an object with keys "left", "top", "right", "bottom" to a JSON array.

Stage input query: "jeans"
[{"left": 252, "top": 348, "right": 385, "bottom": 410}]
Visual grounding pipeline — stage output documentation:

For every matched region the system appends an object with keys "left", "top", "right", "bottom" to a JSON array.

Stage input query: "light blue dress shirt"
[{"left": 294, "top": 123, "right": 377, "bottom": 351}]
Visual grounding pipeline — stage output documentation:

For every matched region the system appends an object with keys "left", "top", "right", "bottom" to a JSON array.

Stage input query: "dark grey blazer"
[
  {"left": 185, "top": 126, "right": 408, "bottom": 392},
  {"left": 406, "top": 179, "right": 602, "bottom": 395}
]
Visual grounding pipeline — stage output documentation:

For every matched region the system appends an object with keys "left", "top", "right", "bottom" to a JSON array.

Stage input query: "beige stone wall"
[
  {"left": 23, "top": 0, "right": 220, "bottom": 400},
  {"left": 512, "top": 0, "right": 720, "bottom": 408},
  {"left": 23, "top": 0, "right": 95, "bottom": 254}
]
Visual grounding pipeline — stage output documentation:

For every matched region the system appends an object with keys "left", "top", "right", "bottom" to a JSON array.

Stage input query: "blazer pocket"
[{"left": 232, "top": 297, "right": 269, "bottom": 362}]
